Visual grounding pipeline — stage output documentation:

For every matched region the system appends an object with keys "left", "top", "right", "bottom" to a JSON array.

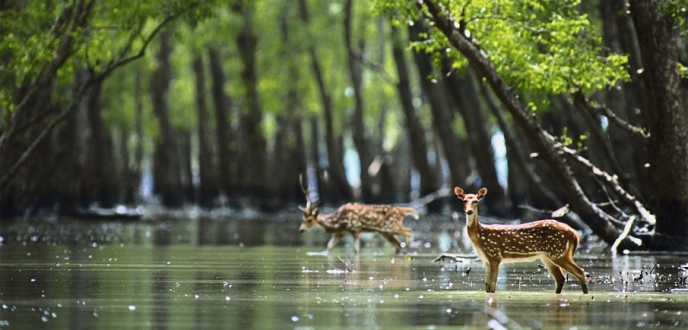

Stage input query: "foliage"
[
  {"left": 660, "top": 0, "right": 688, "bottom": 28},
  {"left": 0, "top": 0, "right": 213, "bottom": 121},
  {"left": 373, "top": 0, "right": 630, "bottom": 97}
]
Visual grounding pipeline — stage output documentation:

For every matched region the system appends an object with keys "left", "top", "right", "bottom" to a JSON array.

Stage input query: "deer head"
[
  {"left": 299, "top": 172, "right": 327, "bottom": 232},
  {"left": 454, "top": 187, "right": 487, "bottom": 215}
]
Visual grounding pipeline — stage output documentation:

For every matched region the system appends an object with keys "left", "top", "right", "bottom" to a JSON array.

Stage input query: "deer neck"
[
  {"left": 465, "top": 210, "right": 484, "bottom": 243},
  {"left": 316, "top": 212, "right": 340, "bottom": 231}
]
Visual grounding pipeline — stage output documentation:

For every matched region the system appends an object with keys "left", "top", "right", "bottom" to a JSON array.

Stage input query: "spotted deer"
[
  {"left": 298, "top": 174, "right": 418, "bottom": 254},
  {"left": 455, "top": 187, "right": 588, "bottom": 294}
]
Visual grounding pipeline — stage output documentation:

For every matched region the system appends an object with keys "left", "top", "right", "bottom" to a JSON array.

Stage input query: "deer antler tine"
[
  {"left": 311, "top": 171, "right": 328, "bottom": 209},
  {"left": 299, "top": 173, "right": 312, "bottom": 209},
  {"left": 299, "top": 174, "right": 309, "bottom": 195}
]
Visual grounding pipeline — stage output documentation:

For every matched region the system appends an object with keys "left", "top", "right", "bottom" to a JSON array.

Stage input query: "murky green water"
[{"left": 2, "top": 215, "right": 688, "bottom": 329}]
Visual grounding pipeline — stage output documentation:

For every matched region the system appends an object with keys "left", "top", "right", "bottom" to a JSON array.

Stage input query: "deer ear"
[
  {"left": 454, "top": 187, "right": 465, "bottom": 199},
  {"left": 477, "top": 187, "right": 488, "bottom": 199}
]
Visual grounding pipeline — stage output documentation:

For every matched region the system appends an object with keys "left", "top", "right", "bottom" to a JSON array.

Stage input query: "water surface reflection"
[{"left": 1, "top": 215, "right": 688, "bottom": 329}]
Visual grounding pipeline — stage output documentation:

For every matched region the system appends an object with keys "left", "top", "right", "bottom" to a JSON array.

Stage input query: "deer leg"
[
  {"left": 486, "top": 261, "right": 500, "bottom": 293},
  {"left": 542, "top": 259, "right": 566, "bottom": 294},
  {"left": 353, "top": 232, "right": 362, "bottom": 255},
  {"left": 382, "top": 233, "right": 402, "bottom": 254},
  {"left": 325, "top": 232, "right": 344, "bottom": 253},
  {"left": 398, "top": 227, "right": 412, "bottom": 252},
  {"left": 557, "top": 258, "right": 588, "bottom": 294}
]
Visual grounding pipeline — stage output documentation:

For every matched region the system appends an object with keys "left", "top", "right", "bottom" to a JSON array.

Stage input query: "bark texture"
[{"left": 629, "top": 0, "right": 688, "bottom": 249}]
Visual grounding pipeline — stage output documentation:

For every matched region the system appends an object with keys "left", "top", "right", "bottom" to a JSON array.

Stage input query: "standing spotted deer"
[
  {"left": 298, "top": 174, "right": 418, "bottom": 254},
  {"left": 455, "top": 187, "right": 588, "bottom": 294}
]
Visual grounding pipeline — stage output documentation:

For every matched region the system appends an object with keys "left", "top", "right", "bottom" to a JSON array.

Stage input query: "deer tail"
[{"left": 402, "top": 207, "right": 419, "bottom": 220}]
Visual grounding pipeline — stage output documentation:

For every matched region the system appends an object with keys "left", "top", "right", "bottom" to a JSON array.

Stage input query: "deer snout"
[
  {"left": 465, "top": 209, "right": 474, "bottom": 215},
  {"left": 299, "top": 223, "right": 308, "bottom": 233}
]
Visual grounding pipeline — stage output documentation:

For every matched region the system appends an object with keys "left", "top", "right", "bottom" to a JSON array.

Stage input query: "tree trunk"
[
  {"left": 629, "top": 0, "right": 688, "bottom": 249},
  {"left": 208, "top": 48, "right": 237, "bottom": 200},
  {"left": 297, "top": 0, "right": 353, "bottom": 203},
  {"left": 84, "top": 71, "right": 118, "bottom": 208},
  {"left": 150, "top": 32, "right": 183, "bottom": 207},
  {"left": 234, "top": 2, "right": 268, "bottom": 199},
  {"left": 446, "top": 70, "right": 507, "bottom": 216},
  {"left": 275, "top": 9, "right": 308, "bottom": 206},
  {"left": 370, "top": 17, "right": 394, "bottom": 204},
  {"left": 599, "top": 0, "right": 650, "bottom": 200},
  {"left": 272, "top": 113, "right": 307, "bottom": 206},
  {"left": 131, "top": 62, "right": 144, "bottom": 204},
  {"left": 179, "top": 128, "right": 195, "bottom": 203},
  {"left": 192, "top": 55, "right": 220, "bottom": 207},
  {"left": 391, "top": 26, "right": 440, "bottom": 212},
  {"left": 344, "top": 0, "right": 373, "bottom": 202}
]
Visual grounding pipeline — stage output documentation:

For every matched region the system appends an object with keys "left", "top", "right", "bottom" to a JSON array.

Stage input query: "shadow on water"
[{"left": 1, "top": 213, "right": 688, "bottom": 329}]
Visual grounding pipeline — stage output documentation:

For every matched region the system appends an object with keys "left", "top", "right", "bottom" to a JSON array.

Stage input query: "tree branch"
[
  {"left": 572, "top": 91, "right": 649, "bottom": 140},
  {"left": 1, "top": 102, "right": 79, "bottom": 186},
  {"left": 91, "top": 13, "right": 180, "bottom": 83},
  {"left": 353, "top": 53, "right": 395, "bottom": 83}
]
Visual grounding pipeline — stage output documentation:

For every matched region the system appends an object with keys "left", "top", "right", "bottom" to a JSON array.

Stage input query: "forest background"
[{"left": 1, "top": 0, "right": 687, "bottom": 251}]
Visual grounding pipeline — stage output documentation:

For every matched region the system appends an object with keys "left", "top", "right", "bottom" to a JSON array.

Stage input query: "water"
[{"left": 1, "top": 214, "right": 688, "bottom": 329}]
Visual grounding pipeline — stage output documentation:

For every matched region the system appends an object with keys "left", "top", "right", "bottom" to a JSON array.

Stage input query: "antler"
[
  {"left": 299, "top": 173, "right": 312, "bottom": 209},
  {"left": 299, "top": 171, "right": 327, "bottom": 209}
]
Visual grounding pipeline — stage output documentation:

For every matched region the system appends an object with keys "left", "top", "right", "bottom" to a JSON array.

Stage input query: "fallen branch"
[
  {"left": 409, "top": 187, "right": 453, "bottom": 209},
  {"left": 611, "top": 216, "right": 640, "bottom": 255},
  {"left": 560, "top": 145, "right": 656, "bottom": 226},
  {"left": 432, "top": 253, "right": 474, "bottom": 263}
]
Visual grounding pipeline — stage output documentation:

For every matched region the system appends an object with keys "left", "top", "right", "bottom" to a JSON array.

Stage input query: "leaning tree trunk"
[
  {"left": 629, "top": 0, "right": 688, "bottom": 250},
  {"left": 421, "top": 0, "right": 638, "bottom": 249},
  {"left": 481, "top": 82, "right": 588, "bottom": 230},
  {"left": 407, "top": 23, "right": 471, "bottom": 196},
  {"left": 192, "top": 55, "right": 220, "bottom": 207},
  {"left": 150, "top": 32, "right": 183, "bottom": 207},
  {"left": 391, "top": 26, "right": 440, "bottom": 212}
]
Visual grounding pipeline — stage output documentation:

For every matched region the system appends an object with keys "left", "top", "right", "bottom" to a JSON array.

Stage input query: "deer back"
[
  {"left": 478, "top": 220, "right": 579, "bottom": 260},
  {"left": 331, "top": 204, "right": 410, "bottom": 233}
]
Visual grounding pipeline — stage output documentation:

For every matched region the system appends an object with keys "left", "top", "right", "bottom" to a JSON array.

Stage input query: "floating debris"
[
  {"left": 432, "top": 253, "right": 474, "bottom": 263},
  {"left": 670, "top": 288, "right": 688, "bottom": 294}
]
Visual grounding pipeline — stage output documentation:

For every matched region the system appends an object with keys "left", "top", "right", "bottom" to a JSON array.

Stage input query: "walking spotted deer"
[
  {"left": 298, "top": 174, "right": 418, "bottom": 255},
  {"left": 455, "top": 187, "right": 588, "bottom": 294}
]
